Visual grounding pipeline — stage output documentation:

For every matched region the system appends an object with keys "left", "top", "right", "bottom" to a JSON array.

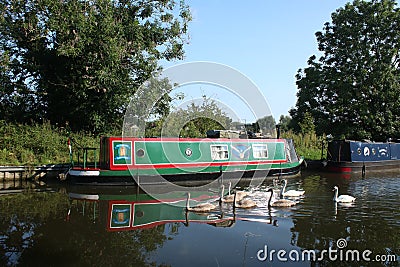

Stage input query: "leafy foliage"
[
  {"left": 278, "top": 115, "right": 293, "bottom": 132},
  {"left": 0, "top": 0, "right": 191, "bottom": 133},
  {"left": 0, "top": 120, "right": 99, "bottom": 165},
  {"left": 0, "top": 192, "right": 170, "bottom": 266},
  {"left": 123, "top": 76, "right": 174, "bottom": 137},
  {"left": 281, "top": 130, "right": 326, "bottom": 160},
  {"left": 291, "top": 0, "right": 400, "bottom": 141},
  {"left": 255, "top": 115, "right": 276, "bottom": 136},
  {"left": 298, "top": 112, "right": 315, "bottom": 135},
  {"left": 147, "top": 96, "right": 232, "bottom": 138}
]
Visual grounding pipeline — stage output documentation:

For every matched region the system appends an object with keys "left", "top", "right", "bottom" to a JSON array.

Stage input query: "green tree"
[
  {"left": 157, "top": 96, "right": 232, "bottom": 138},
  {"left": 256, "top": 115, "right": 276, "bottom": 136},
  {"left": 0, "top": 0, "right": 191, "bottom": 133},
  {"left": 123, "top": 76, "right": 174, "bottom": 137},
  {"left": 298, "top": 112, "right": 315, "bottom": 135},
  {"left": 278, "top": 115, "right": 292, "bottom": 132},
  {"left": 291, "top": 0, "right": 400, "bottom": 141}
]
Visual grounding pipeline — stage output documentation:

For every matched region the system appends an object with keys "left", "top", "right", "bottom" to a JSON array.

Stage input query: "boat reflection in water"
[
  {"left": 2, "top": 174, "right": 398, "bottom": 266},
  {"left": 66, "top": 186, "right": 239, "bottom": 231},
  {"left": 66, "top": 184, "right": 281, "bottom": 232}
]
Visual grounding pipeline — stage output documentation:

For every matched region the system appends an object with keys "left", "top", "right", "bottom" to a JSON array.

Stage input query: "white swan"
[
  {"left": 186, "top": 192, "right": 217, "bottom": 212},
  {"left": 233, "top": 190, "right": 257, "bottom": 209},
  {"left": 332, "top": 186, "right": 356, "bottom": 203},
  {"left": 267, "top": 188, "right": 297, "bottom": 207},
  {"left": 280, "top": 179, "right": 305, "bottom": 197}
]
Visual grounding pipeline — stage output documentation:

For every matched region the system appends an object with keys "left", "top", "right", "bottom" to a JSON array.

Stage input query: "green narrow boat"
[{"left": 67, "top": 135, "right": 303, "bottom": 184}]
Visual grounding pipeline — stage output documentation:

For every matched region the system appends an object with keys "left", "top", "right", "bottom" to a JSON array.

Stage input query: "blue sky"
[{"left": 161, "top": 0, "right": 350, "bottom": 123}]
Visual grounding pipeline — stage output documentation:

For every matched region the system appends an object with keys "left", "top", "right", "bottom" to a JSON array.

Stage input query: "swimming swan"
[
  {"left": 186, "top": 192, "right": 217, "bottom": 212},
  {"left": 280, "top": 179, "right": 305, "bottom": 197},
  {"left": 231, "top": 182, "right": 250, "bottom": 200},
  {"left": 220, "top": 184, "right": 235, "bottom": 203},
  {"left": 332, "top": 186, "right": 356, "bottom": 203},
  {"left": 221, "top": 183, "right": 248, "bottom": 203},
  {"left": 267, "top": 188, "right": 297, "bottom": 207},
  {"left": 233, "top": 190, "right": 257, "bottom": 209}
]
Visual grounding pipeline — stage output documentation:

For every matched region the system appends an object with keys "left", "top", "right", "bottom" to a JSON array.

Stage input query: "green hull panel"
[
  {"left": 96, "top": 161, "right": 302, "bottom": 177},
  {"left": 134, "top": 140, "right": 286, "bottom": 165}
]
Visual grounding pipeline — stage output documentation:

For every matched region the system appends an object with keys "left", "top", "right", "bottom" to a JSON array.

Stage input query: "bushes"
[
  {"left": 0, "top": 121, "right": 99, "bottom": 166},
  {"left": 281, "top": 130, "right": 326, "bottom": 160}
]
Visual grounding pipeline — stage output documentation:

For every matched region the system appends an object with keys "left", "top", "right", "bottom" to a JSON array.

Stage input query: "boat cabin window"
[
  {"left": 252, "top": 144, "right": 268, "bottom": 158},
  {"left": 210, "top": 145, "right": 229, "bottom": 160}
]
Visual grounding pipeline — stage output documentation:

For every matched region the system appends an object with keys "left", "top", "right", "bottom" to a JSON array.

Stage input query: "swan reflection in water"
[
  {"left": 334, "top": 200, "right": 356, "bottom": 216},
  {"left": 67, "top": 188, "right": 235, "bottom": 231},
  {"left": 67, "top": 184, "right": 282, "bottom": 231},
  {"left": 234, "top": 209, "right": 279, "bottom": 227}
]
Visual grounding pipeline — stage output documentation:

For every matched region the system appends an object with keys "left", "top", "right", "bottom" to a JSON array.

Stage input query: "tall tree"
[
  {"left": 156, "top": 96, "right": 232, "bottom": 138},
  {"left": 291, "top": 0, "right": 400, "bottom": 141},
  {"left": 256, "top": 115, "right": 276, "bottom": 136},
  {"left": 0, "top": 0, "right": 191, "bottom": 133},
  {"left": 278, "top": 115, "right": 292, "bottom": 132}
]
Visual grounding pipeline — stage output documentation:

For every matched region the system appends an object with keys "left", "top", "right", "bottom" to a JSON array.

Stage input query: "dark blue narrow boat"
[{"left": 325, "top": 140, "right": 400, "bottom": 173}]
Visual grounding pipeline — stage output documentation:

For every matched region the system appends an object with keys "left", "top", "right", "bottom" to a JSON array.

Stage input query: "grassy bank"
[{"left": 0, "top": 121, "right": 100, "bottom": 166}]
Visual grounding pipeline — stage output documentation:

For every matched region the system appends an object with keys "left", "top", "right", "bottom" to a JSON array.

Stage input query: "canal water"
[{"left": 0, "top": 171, "right": 399, "bottom": 267}]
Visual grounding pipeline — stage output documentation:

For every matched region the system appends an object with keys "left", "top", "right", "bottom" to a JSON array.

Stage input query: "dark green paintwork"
[{"left": 133, "top": 140, "right": 286, "bottom": 165}]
